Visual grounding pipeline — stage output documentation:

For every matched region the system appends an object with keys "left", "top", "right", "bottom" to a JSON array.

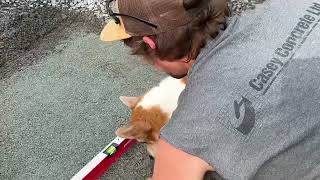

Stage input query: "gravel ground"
[
  {"left": 0, "top": 3, "right": 104, "bottom": 79},
  {"left": 0, "top": 0, "right": 265, "bottom": 17},
  {"left": 0, "top": 0, "right": 265, "bottom": 179}
]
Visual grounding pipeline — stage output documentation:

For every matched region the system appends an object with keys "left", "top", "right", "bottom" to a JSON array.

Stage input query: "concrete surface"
[{"left": 0, "top": 31, "right": 164, "bottom": 179}]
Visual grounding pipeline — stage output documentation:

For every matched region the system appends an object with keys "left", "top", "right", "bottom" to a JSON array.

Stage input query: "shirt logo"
[{"left": 233, "top": 96, "right": 256, "bottom": 135}]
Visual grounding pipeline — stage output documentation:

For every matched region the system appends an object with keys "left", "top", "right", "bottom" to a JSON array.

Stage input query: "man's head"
[{"left": 101, "top": 0, "right": 229, "bottom": 78}]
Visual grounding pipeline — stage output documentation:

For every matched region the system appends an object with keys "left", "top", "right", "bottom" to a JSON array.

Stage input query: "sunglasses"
[{"left": 107, "top": 0, "right": 158, "bottom": 29}]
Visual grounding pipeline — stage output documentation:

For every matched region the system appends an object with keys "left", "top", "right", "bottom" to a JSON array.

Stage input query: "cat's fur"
[{"left": 116, "top": 76, "right": 187, "bottom": 157}]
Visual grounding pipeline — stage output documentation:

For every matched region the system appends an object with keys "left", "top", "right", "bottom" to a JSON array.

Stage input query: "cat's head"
[{"left": 116, "top": 96, "right": 170, "bottom": 144}]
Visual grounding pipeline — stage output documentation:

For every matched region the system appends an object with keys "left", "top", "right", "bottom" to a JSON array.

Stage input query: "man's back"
[{"left": 162, "top": 1, "right": 320, "bottom": 179}]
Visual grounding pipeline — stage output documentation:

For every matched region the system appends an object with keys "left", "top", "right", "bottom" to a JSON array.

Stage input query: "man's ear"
[
  {"left": 119, "top": 96, "right": 141, "bottom": 108},
  {"left": 143, "top": 36, "right": 157, "bottom": 50}
]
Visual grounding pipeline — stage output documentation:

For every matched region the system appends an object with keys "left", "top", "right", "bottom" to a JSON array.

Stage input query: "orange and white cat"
[{"left": 116, "top": 76, "right": 187, "bottom": 157}]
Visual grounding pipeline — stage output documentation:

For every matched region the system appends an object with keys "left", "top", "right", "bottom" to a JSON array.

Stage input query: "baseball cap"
[{"left": 100, "top": 0, "right": 194, "bottom": 42}]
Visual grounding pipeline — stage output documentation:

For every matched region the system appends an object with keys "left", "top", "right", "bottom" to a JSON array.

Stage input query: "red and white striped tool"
[{"left": 71, "top": 137, "right": 136, "bottom": 180}]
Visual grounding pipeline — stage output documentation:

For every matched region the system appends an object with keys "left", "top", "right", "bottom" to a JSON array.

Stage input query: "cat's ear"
[
  {"left": 119, "top": 96, "right": 141, "bottom": 108},
  {"left": 116, "top": 120, "right": 157, "bottom": 142},
  {"left": 115, "top": 126, "right": 136, "bottom": 139}
]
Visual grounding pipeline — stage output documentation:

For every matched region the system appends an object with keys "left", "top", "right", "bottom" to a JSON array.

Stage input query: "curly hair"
[{"left": 123, "top": 0, "right": 229, "bottom": 62}]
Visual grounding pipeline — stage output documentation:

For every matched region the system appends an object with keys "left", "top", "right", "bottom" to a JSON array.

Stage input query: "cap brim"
[{"left": 100, "top": 18, "right": 132, "bottom": 42}]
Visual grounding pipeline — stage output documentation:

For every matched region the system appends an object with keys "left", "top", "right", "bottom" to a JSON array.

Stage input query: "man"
[{"left": 101, "top": 0, "right": 320, "bottom": 179}]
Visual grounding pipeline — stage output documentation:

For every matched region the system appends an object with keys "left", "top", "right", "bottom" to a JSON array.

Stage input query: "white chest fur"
[{"left": 138, "top": 77, "right": 186, "bottom": 118}]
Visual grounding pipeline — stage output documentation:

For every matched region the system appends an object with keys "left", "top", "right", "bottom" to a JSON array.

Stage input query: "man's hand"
[{"left": 150, "top": 139, "right": 213, "bottom": 180}]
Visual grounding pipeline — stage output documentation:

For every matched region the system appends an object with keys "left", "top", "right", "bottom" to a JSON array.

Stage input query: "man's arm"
[{"left": 150, "top": 138, "right": 213, "bottom": 180}]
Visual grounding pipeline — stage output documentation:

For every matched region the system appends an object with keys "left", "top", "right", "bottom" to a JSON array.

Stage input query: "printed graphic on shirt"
[
  {"left": 233, "top": 96, "right": 255, "bottom": 135},
  {"left": 219, "top": 2, "right": 320, "bottom": 138},
  {"left": 249, "top": 2, "right": 320, "bottom": 95},
  {"left": 216, "top": 90, "right": 266, "bottom": 140}
]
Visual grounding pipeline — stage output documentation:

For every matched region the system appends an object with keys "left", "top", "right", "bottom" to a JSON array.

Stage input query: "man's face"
[
  {"left": 128, "top": 36, "right": 195, "bottom": 79},
  {"left": 153, "top": 58, "right": 194, "bottom": 79}
]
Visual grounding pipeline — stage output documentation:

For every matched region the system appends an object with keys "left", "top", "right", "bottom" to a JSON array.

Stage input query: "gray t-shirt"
[{"left": 161, "top": 1, "right": 320, "bottom": 179}]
